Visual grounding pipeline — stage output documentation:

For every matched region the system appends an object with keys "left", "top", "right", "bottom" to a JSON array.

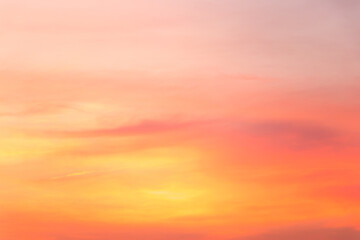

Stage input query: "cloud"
[
  {"left": 35, "top": 119, "right": 209, "bottom": 138},
  {"left": 50, "top": 171, "right": 95, "bottom": 180},
  {"left": 202, "top": 119, "right": 353, "bottom": 153},
  {"left": 327, "top": 0, "right": 360, "bottom": 10},
  {"left": 1, "top": 211, "right": 206, "bottom": 240},
  {"left": 0, "top": 103, "right": 78, "bottom": 117},
  {"left": 54, "top": 232, "right": 203, "bottom": 240},
  {"left": 232, "top": 226, "right": 360, "bottom": 240},
  {"left": 315, "top": 185, "right": 360, "bottom": 203},
  {"left": 244, "top": 120, "right": 344, "bottom": 150}
]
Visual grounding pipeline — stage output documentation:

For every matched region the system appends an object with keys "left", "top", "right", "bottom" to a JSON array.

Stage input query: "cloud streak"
[
  {"left": 233, "top": 226, "right": 360, "bottom": 240},
  {"left": 35, "top": 119, "right": 210, "bottom": 138}
]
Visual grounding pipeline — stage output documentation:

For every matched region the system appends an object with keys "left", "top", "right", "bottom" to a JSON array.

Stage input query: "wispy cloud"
[
  {"left": 246, "top": 120, "right": 342, "bottom": 150},
  {"left": 232, "top": 226, "right": 360, "bottom": 240},
  {"left": 50, "top": 171, "right": 95, "bottom": 180},
  {"left": 35, "top": 119, "right": 211, "bottom": 138}
]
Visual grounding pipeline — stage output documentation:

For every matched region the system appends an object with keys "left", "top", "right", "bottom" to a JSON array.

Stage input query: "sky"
[{"left": 0, "top": 0, "right": 359, "bottom": 239}]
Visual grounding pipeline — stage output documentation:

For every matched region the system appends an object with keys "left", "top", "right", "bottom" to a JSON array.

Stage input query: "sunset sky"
[{"left": 0, "top": 0, "right": 359, "bottom": 239}]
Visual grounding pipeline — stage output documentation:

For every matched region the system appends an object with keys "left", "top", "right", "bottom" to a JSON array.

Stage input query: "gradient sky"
[{"left": 0, "top": 1, "right": 359, "bottom": 240}]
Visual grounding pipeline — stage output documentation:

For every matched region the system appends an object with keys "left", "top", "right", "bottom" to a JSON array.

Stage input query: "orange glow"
[{"left": 0, "top": 1, "right": 359, "bottom": 239}]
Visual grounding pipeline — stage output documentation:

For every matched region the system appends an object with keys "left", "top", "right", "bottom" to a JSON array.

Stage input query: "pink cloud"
[{"left": 232, "top": 226, "right": 360, "bottom": 240}]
